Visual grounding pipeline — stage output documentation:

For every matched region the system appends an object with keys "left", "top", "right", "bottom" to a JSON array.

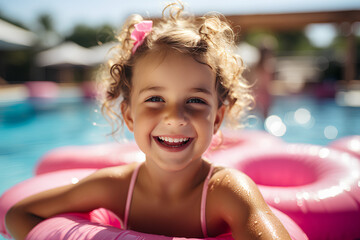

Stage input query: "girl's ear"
[
  {"left": 213, "top": 105, "right": 226, "bottom": 134},
  {"left": 121, "top": 101, "right": 134, "bottom": 132}
]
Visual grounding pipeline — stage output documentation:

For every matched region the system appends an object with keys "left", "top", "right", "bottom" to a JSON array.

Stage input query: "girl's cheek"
[
  {"left": 138, "top": 105, "right": 163, "bottom": 117},
  {"left": 187, "top": 107, "right": 213, "bottom": 120}
]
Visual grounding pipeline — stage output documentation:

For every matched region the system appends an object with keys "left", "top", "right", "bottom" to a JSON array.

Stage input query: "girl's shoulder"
[
  {"left": 69, "top": 162, "right": 140, "bottom": 215},
  {"left": 208, "top": 166, "right": 262, "bottom": 209},
  {"left": 93, "top": 162, "right": 139, "bottom": 180},
  {"left": 85, "top": 162, "right": 140, "bottom": 191},
  {"left": 210, "top": 166, "right": 255, "bottom": 188},
  {"left": 69, "top": 162, "right": 140, "bottom": 201}
]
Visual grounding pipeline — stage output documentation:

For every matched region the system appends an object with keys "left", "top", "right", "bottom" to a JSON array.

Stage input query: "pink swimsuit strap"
[
  {"left": 201, "top": 164, "right": 214, "bottom": 238},
  {"left": 123, "top": 163, "right": 215, "bottom": 238},
  {"left": 123, "top": 163, "right": 141, "bottom": 230}
]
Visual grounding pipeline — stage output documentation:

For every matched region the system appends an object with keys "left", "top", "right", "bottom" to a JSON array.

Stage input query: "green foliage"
[
  {"left": 243, "top": 29, "right": 318, "bottom": 54},
  {"left": 275, "top": 30, "right": 317, "bottom": 53},
  {"left": 242, "top": 29, "right": 274, "bottom": 47},
  {"left": 330, "top": 36, "right": 346, "bottom": 50},
  {"left": 38, "top": 14, "right": 54, "bottom": 32},
  {"left": 65, "top": 24, "right": 115, "bottom": 48}
]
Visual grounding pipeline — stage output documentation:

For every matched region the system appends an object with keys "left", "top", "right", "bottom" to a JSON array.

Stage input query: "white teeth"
[{"left": 158, "top": 136, "right": 189, "bottom": 143}]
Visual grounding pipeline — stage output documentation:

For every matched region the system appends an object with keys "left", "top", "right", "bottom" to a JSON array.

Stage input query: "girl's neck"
[{"left": 141, "top": 158, "right": 210, "bottom": 201}]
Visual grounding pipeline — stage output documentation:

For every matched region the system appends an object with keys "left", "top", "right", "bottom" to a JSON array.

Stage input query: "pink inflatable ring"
[
  {"left": 35, "top": 142, "right": 144, "bottom": 175},
  {"left": 25, "top": 81, "right": 59, "bottom": 99},
  {"left": 0, "top": 169, "right": 306, "bottom": 240},
  {"left": 211, "top": 144, "right": 360, "bottom": 240},
  {"left": 329, "top": 135, "right": 360, "bottom": 160},
  {"left": 35, "top": 130, "right": 283, "bottom": 175}
]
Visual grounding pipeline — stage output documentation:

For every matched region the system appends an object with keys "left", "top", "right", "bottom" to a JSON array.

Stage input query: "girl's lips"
[{"left": 153, "top": 136, "right": 193, "bottom": 152}]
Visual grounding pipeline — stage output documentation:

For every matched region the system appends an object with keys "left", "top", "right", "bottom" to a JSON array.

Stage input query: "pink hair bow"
[{"left": 131, "top": 20, "right": 153, "bottom": 54}]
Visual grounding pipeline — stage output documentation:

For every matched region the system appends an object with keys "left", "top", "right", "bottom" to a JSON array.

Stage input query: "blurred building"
[
  {"left": 226, "top": 9, "right": 360, "bottom": 88},
  {"left": 0, "top": 19, "right": 37, "bottom": 84}
]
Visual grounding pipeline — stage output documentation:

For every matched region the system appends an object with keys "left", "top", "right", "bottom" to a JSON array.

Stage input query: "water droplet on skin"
[
  {"left": 71, "top": 177, "right": 79, "bottom": 184},
  {"left": 254, "top": 220, "right": 258, "bottom": 224},
  {"left": 258, "top": 232, "right": 262, "bottom": 236}
]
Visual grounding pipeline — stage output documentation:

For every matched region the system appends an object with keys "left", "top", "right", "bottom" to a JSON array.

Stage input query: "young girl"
[{"left": 6, "top": 2, "right": 291, "bottom": 240}]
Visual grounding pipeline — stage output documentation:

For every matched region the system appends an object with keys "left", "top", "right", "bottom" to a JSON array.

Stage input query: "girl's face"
[{"left": 122, "top": 51, "right": 225, "bottom": 171}]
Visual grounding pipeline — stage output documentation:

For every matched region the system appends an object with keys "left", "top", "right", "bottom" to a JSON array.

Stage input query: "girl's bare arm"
[{"left": 5, "top": 167, "right": 128, "bottom": 240}]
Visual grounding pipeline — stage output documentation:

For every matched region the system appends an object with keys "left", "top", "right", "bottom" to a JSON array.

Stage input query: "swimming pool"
[{"left": 0, "top": 94, "right": 360, "bottom": 239}]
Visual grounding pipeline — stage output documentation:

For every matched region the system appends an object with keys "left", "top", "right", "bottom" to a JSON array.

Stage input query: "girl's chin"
[{"left": 148, "top": 158, "right": 201, "bottom": 173}]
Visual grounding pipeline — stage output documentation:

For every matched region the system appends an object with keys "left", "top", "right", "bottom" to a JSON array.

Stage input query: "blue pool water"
[
  {"left": 0, "top": 94, "right": 360, "bottom": 239},
  {"left": 0, "top": 98, "right": 135, "bottom": 195}
]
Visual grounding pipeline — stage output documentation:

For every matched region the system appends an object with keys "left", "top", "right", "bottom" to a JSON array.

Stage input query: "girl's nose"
[{"left": 164, "top": 105, "right": 187, "bottom": 127}]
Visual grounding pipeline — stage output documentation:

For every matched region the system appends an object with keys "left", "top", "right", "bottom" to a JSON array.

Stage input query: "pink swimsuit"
[{"left": 123, "top": 164, "right": 215, "bottom": 237}]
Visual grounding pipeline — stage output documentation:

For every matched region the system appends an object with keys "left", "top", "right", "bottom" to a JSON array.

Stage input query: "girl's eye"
[
  {"left": 145, "top": 96, "right": 164, "bottom": 102},
  {"left": 187, "top": 98, "right": 206, "bottom": 104}
]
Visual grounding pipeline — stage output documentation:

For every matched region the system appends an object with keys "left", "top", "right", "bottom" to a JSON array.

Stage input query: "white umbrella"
[
  {"left": 0, "top": 19, "right": 37, "bottom": 50},
  {"left": 87, "top": 42, "right": 117, "bottom": 66},
  {"left": 36, "top": 41, "right": 92, "bottom": 67}
]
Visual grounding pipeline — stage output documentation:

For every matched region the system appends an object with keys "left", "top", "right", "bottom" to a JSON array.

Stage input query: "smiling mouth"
[{"left": 155, "top": 136, "right": 192, "bottom": 148}]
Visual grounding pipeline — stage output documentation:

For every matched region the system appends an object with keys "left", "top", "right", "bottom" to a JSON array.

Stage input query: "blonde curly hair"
[{"left": 97, "top": 2, "right": 253, "bottom": 136}]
